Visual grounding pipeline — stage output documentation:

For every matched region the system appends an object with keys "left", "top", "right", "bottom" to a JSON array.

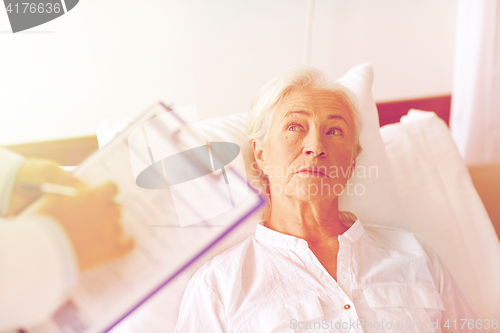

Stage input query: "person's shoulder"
[
  {"left": 361, "top": 223, "right": 431, "bottom": 254},
  {"left": 360, "top": 224, "right": 446, "bottom": 285},
  {"left": 190, "top": 234, "right": 258, "bottom": 282},
  {"left": 362, "top": 223, "right": 417, "bottom": 239}
]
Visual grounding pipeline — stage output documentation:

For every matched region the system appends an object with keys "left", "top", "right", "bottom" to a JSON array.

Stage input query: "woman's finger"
[{"left": 115, "top": 238, "right": 135, "bottom": 256}]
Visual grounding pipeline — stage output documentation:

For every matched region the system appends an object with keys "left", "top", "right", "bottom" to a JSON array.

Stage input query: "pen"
[{"left": 20, "top": 182, "right": 78, "bottom": 197}]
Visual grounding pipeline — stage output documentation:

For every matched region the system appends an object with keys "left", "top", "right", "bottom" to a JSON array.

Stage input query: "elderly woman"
[{"left": 175, "top": 68, "right": 480, "bottom": 332}]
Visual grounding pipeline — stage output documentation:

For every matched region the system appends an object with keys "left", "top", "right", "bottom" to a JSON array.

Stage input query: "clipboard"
[{"left": 26, "top": 102, "right": 265, "bottom": 333}]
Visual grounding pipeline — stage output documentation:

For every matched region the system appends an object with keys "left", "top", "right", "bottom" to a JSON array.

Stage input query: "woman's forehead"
[{"left": 276, "top": 88, "right": 354, "bottom": 119}]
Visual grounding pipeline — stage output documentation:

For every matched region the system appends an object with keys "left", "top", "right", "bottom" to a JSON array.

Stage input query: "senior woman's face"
[{"left": 258, "top": 88, "right": 356, "bottom": 201}]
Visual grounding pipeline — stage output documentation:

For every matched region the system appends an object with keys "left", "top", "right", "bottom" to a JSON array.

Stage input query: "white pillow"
[
  {"left": 336, "top": 64, "right": 408, "bottom": 229},
  {"left": 380, "top": 110, "right": 500, "bottom": 321}
]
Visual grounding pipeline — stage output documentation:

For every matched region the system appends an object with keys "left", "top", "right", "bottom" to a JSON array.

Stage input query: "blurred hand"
[
  {"left": 37, "top": 182, "right": 135, "bottom": 272},
  {"left": 8, "top": 158, "right": 83, "bottom": 216}
]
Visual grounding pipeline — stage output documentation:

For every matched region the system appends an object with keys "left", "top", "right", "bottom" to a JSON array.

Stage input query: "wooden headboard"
[
  {"left": 376, "top": 95, "right": 451, "bottom": 127},
  {"left": 4, "top": 135, "right": 98, "bottom": 166}
]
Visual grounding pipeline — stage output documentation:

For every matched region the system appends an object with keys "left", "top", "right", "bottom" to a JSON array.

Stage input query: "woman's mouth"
[{"left": 297, "top": 168, "right": 328, "bottom": 177}]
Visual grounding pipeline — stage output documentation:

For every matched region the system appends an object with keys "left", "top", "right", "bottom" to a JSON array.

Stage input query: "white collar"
[{"left": 255, "top": 217, "right": 365, "bottom": 249}]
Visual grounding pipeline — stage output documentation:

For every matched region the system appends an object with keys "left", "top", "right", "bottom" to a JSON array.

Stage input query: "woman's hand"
[
  {"left": 37, "top": 182, "right": 135, "bottom": 272},
  {"left": 8, "top": 158, "right": 83, "bottom": 216}
]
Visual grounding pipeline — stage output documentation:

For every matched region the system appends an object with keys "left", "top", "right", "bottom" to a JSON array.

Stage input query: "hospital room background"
[{"left": 1, "top": 0, "right": 499, "bottom": 332}]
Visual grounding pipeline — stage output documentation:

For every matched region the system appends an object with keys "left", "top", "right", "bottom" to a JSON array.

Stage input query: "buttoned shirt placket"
[{"left": 288, "top": 223, "right": 365, "bottom": 333}]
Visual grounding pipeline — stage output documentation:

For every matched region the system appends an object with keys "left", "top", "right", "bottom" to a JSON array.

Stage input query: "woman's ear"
[
  {"left": 347, "top": 153, "right": 356, "bottom": 179},
  {"left": 252, "top": 140, "right": 266, "bottom": 174}
]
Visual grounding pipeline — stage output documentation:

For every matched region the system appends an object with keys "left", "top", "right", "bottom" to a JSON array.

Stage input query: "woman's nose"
[{"left": 303, "top": 131, "right": 327, "bottom": 157}]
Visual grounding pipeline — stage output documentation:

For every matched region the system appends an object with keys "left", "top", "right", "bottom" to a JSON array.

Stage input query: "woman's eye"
[
  {"left": 288, "top": 125, "right": 303, "bottom": 132},
  {"left": 328, "top": 128, "right": 343, "bottom": 135}
]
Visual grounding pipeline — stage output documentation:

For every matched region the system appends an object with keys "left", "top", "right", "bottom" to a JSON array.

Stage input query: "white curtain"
[{"left": 450, "top": 0, "right": 500, "bottom": 165}]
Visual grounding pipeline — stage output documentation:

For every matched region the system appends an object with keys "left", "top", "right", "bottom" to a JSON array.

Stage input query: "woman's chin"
[{"left": 269, "top": 178, "right": 346, "bottom": 201}]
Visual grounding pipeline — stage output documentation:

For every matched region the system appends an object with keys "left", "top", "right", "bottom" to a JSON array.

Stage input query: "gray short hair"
[{"left": 247, "top": 66, "right": 363, "bottom": 158}]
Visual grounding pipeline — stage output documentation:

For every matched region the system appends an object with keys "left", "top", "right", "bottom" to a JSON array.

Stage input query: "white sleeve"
[
  {"left": 0, "top": 148, "right": 25, "bottom": 216},
  {"left": 175, "top": 272, "right": 226, "bottom": 333},
  {"left": 0, "top": 213, "right": 79, "bottom": 332}
]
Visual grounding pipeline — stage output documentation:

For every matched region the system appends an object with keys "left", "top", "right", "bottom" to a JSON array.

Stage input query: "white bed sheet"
[{"left": 381, "top": 110, "right": 500, "bottom": 326}]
